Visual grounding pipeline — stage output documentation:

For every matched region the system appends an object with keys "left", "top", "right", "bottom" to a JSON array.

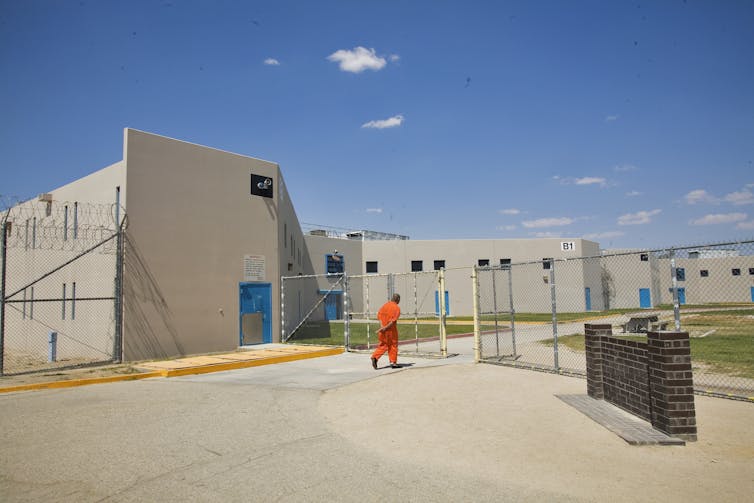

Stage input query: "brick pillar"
[
  {"left": 647, "top": 331, "right": 697, "bottom": 441},
  {"left": 584, "top": 324, "right": 612, "bottom": 400}
]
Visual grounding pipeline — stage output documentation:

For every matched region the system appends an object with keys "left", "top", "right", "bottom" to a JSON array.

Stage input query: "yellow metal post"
[
  {"left": 472, "top": 265, "right": 480, "bottom": 362},
  {"left": 439, "top": 268, "right": 447, "bottom": 357}
]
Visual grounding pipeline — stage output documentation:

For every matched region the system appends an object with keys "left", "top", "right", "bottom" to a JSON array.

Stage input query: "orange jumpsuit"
[{"left": 371, "top": 300, "right": 401, "bottom": 364}]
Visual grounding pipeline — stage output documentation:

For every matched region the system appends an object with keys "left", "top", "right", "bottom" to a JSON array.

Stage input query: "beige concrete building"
[{"left": 5, "top": 129, "right": 752, "bottom": 365}]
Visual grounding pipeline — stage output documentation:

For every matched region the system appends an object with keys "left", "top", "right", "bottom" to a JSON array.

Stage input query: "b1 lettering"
[{"left": 561, "top": 241, "right": 575, "bottom": 251}]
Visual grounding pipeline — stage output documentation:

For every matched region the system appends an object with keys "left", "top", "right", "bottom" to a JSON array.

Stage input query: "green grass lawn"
[
  {"left": 287, "top": 321, "right": 475, "bottom": 347},
  {"left": 538, "top": 310, "right": 754, "bottom": 378}
]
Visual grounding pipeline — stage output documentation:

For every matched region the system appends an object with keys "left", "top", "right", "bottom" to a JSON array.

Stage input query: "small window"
[
  {"left": 749, "top": 268, "right": 754, "bottom": 275},
  {"left": 543, "top": 258, "right": 553, "bottom": 270},
  {"left": 732, "top": 268, "right": 741, "bottom": 276},
  {"left": 411, "top": 260, "right": 423, "bottom": 272},
  {"left": 675, "top": 268, "right": 685, "bottom": 281},
  {"left": 640, "top": 253, "right": 649, "bottom": 261},
  {"left": 433, "top": 260, "right": 445, "bottom": 270},
  {"left": 326, "top": 254, "right": 344, "bottom": 274},
  {"left": 366, "top": 261, "right": 378, "bottom": 273},
  {"left": 700, "top": 270, "right": 709, "bottom": 278},
  {"left": 500, "top": 258, "right": 511, "bottom": 265},
  {"left": 478, "top": 259, "right": 489, "bottom": 267},
  {"left": 288, "top": 263, "right": 293, "bottom": 272}
]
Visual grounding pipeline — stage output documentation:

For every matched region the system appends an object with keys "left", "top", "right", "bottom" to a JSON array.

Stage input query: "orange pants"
[{"left": 371, "top": 332, "right": 398, "bottom": 364}]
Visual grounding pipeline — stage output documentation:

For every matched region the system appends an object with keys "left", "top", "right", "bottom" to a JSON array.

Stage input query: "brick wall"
[{"left": 584, "top": 324, "right": 697, "bottom": 441}]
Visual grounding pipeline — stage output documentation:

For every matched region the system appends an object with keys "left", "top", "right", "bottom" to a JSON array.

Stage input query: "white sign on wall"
[
  {"left": 244, "top": 255, "right": 266, "bottom": 281},
  {"left": 561, "top": 241, "right": 576, "bottom": 252}
]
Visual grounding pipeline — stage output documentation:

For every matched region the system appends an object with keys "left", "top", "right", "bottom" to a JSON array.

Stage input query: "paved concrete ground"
[{"left": 1, "top": 351, "right": 753, "bottom": 502}]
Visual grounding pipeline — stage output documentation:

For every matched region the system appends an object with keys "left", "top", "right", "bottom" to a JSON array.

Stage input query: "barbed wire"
[{"left": 1, "top": 196, "right": 125, "bottom": 252}]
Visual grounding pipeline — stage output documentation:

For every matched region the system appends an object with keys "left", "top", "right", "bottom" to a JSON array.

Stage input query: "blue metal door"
[
  {"left": 239, "top": 282, "right": 272, "bottom": 344},
  {"left": 435, "top": 290, "right": 450, "bottom": 316},
  {"left": 324, "top": 294, "right": 341, "bottom": 320},
  {"left": 677, "top": 287, "right": 686, "bottom": 305},
  {"left": 751, "top": 287, "right": 754, "bottom": 302},
  {"left": 584, "top": 287, "right": 592, "bottom": 311},
  {"left": 639, "top": 288, "right": 651, "bottom": 308}
]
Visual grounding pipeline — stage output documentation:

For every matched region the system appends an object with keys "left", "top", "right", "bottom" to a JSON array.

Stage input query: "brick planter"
[{"left": 584, "top": 324, "right": 697, "bottom": 441}]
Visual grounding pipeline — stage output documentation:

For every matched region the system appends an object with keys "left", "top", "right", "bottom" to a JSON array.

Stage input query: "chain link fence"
[
  {"left": 475, "top": 240, "right": 754, "bottom": 401},
  {"left": 1, "top": 196, "right": 124, "bottom": 375},
  {"left": 281, "top": 270, "right": 451, "bottom": 357}
]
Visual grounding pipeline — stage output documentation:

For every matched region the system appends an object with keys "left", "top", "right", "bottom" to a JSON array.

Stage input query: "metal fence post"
[
  {"left": 0, "top": 220, "right": 8, "bottom": 375},
  {"left": 549, "top": 259, "right": 559, "bottom": 371},
  {"left": 507, "top": 265, "right": 517, "bottom": 359},
  {"left": 342, "top": 272, "right": 350, "bottom": 349},
  {"left": 472, "top": 265, "right": 480, "bottom": 362},
  {"left": 439, "top": 267, "right": 447, "bottom": 357},
  {"left": 113, "top": 222, "right": 124, "bottom": 363},
  {"left": 281, "top": 276, "right": 287, "bottom": 343},
  {"left": 669, "top": 250, "right": 681, "bottom": 331},
  {"left": 491, "top": 267, "right": 500, "bottom": 357}
]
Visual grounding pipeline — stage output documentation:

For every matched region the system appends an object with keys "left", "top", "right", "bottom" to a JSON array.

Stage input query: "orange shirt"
[{"left": 377, "top": 301, "right": 401, "bottom": 338}]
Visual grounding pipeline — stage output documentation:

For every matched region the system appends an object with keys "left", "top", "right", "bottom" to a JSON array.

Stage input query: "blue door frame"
[
  {"left": 584, "top": 287, "right": 592, "bottom": 311},
  {"left": 639, "top": 288, "right": 651, "bottom": 308},
  {"left": 677, "top": 287, "right": 686, "bottom": 305},
  {"left": 318, "top": 289, "right": 343, "bottom": 320},
  {"left": 239, "top": 282, "right": 272, "bottom": 344},
  {"left": 435, "top": 290, "right": 450, "bottom": 316}
]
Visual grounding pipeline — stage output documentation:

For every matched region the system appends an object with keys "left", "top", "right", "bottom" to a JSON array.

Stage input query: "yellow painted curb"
[
  {"left": 0, "top": 371, "right": 164, "bottom": 394},
  {"left": 156, "top": 347, "right": 344, "bottom": 377},
  {"left": 0, "top": 347, "right": 345, "bottom": 394}
]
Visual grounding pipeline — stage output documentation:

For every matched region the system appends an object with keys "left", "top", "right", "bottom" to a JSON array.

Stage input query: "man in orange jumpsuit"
[{"left": 371, "top": 293, "right": 401, "bottom": 369}]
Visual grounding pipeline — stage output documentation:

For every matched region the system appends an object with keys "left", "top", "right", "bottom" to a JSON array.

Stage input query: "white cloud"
[
  {"left": 389, "top": 54, "right": 400, "bottom": 62},
  {"left": 617, "top": 209, "right": 661, "bottom": 225},
  {"left": 327, "top": 46, "right": 387, "bottom": 73},
  {"left": 264, "top": 58, "right": 280, "bottom": 66},
  {"left": 575, "top": 177, "right": 607, "bottom": 186},
  {"left": 690, "top": 213, "right": 747, "bottom": 225},
  {"left": 522, "top": 217, "right": 573, "bottom": 228},
  {"left": 530, "top": 231, "right": 564, "bottom": 238},
  {"left": 366, "top": 208, "right": 383, "bottom": 214},
  {"left": 684, "top": 189, "right": 717, "bottom": 205},
  {"left": 496, "top": 225, "right": 517, "bottom": 231},
  {"left": 736, "top": 220, "right": 754, "bottom": 230},
  {"left": 555, "top": 176, "right": 608, "bottom": 187},
  {"left": 626, "top": 190, "right": 642, "bottom": 197},
  {"left": 582, "top": 231, "right": 625, "bottom": 240},
  {"left": 613, "top": 164, "right": 637, "bottom": 172},
  {"left": 605, "top": 115, "right": 619, "bottom": 122},
  {"left": 499, "top": 208, "right": 520, "bottom": 215},
  {"left": 723, "top": 188, "right": 754, "bottom": 205},
  {"left": 361, "top": 114, "right": 404, "bottom": 129}
]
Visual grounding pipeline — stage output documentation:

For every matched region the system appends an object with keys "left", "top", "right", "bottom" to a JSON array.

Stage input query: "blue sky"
[{"left": 1, "top": 0, "right": 753, "bottom": 249}]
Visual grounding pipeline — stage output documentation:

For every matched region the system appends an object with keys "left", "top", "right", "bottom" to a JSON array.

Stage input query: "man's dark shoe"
[
  {"left": 390, "top": 363, "right": 400, "bottom": 369},
  {"left": 371, "top": 357, "right": 378, "bottom": 370}
]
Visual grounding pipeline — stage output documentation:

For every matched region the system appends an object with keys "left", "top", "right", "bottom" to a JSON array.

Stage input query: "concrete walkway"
[
  {"left": 1, "top": 350, "right": 752, "bottom": 502},
  {"left": 0, "top": 344, "right": 342, "bottom": 394}
]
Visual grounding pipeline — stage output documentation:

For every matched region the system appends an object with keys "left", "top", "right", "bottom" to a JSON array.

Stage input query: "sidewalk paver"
[{"left": 557, "top": 394, "right": 685, "bottom": 445}]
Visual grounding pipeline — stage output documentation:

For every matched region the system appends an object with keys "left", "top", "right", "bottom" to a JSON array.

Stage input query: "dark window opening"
[
  {"left": 326, "top": 254, "right": 344, "bottom": 274},
  {"left": 411, "top": 260, "right": 423, "bottom": 272},
  {"left": 749, "top": 268, "right": 754, "bottom": 275},
  {"left": 640, "top": 253, "right": 649, "bottom": 261},
  {"left": 732, "top": 268, "right": 741, "bottom": 276},
  {"left": 700, "top": 270, "right": 709, "bottom": 277},
  {"left": 434, "top": 260, "right": 445, "bottom": 270},
  {"left": 366, "top": 261, "right": 378, "bottom": 273},
  {"left": 478, "top": 259, "right": 489, "bottom": 267},
  {"left": 675, "top": 268, "right": 686, "bottom": 281},
  {"left": 543, "top": 258, "right": 553, "bottom": 270}
]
